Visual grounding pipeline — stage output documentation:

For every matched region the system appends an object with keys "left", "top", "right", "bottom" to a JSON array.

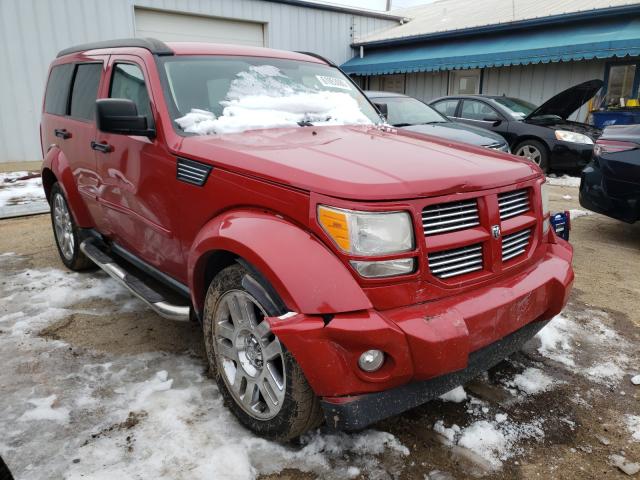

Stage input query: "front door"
[
  {"left": 455, "top": 99, "right": 510, "bottom": 139},
  {"left": 94, "top": 55, "right": 185, "bottom": 281}
]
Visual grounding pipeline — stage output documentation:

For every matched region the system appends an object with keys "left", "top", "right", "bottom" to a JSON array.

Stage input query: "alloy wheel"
[
  {"left": 213, "top": 290, "right": 286, "bottom": 420},
  {"left": 515, "top": 145, "right": 542, "bottom": 165},
  {"left": 53, "top": 193, "right": 75, "bottom": 261}
]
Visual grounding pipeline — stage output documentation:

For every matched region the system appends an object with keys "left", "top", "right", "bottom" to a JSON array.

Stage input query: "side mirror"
[
  {"left": 96, "top": 98, "right": 155, "bottom": 137},
  {"left": 373, "top": 102, "right": 388, "bottom": 120},
  {"left": 483, "top": 116, "right": 502, "bottom": 127}
]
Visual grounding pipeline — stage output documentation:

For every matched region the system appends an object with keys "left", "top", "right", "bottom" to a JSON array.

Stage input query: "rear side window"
[
  {"left": 433, "top": 99, "right": 458, "bottom": 117},
  {"left": 44, "top": 64, "right": 74, "bottom": 115},
  {"left": 70, "top": 63, "right": 102, "bottom": 120},
  {"left": 110, "top": 63, "right": 152, "bottom": 119}
]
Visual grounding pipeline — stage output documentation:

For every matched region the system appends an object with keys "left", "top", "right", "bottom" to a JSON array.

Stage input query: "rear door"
[
  {"left": 94, "top": 55, "right": 185, "bottom": 280},
  {"left": 42, "top": 58, "right": 108, "bottom": 223}
]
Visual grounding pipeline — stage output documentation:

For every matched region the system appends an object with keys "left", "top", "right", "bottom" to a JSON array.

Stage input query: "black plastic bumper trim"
[{"left": 321, "top": 319, "right": 549, "bottom": 431}]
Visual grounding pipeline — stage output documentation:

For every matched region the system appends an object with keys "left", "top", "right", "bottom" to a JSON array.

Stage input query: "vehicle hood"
[
  {"left": 601, "top": 124, "right": 640, "bottom": 142},
  {"left": 526, "top": 79, "right": 604, "bottom": 120},
  {"left": 176, "top": 125, "right": 540, "bottom": 201},
  {"left": 401, "top": 121, "right": 507, "bottom": 147},
  {"left": 526, "top": 117, "right": 601, "bottom": 139}
]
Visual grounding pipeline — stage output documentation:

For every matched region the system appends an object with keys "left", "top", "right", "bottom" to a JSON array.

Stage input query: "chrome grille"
[
  {"left": 501, "top": 228, "right": 532, "bottom": 262},
  {"left": 428, "top": 244, "right": 483, "bottom": 279},
  {"left": 498, "top": 189, "right": 530, "bottom": 220},
  {"left": 422, "top": 199, "right": 480, "bottom": 235}
]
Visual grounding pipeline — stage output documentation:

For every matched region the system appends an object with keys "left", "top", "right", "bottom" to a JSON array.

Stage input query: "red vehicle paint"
[{"left": 41, "top": 39, "right": 573, "bottom": 437}]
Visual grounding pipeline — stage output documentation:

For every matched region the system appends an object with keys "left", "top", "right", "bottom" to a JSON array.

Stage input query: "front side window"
[
  {"left": 160, "top": 56, "right": 380, "bottom": 135},
  {"left": 460, "top": 100, "right": 500, "bottom": 121},
  {"left": 110, "top": 63, "right": 152, "bottom": 118},
  {"left": 44, "top": 64, "right": 74, "bottom": 115},
  {"left": 379, "top": 97, "right": 448, "bottom": 127},
  {"left": 433, "top": 99, "right": 458, "bottom": 117},
  {"left": 69, "top": 63, "right": 102, "bottom": 120}
]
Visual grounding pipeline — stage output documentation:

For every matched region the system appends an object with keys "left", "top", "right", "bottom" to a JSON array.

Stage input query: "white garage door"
[{"left": 135, "top": 8, "right": 265, "bottom": 47}]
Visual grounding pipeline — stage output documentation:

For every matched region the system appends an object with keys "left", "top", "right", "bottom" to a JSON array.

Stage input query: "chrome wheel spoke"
[
  {"left": 52, "top": 193, "right": 74, "bottom": 261},
  {"left": 217, "top": 322, "right": 235, "bottom": 341},
  {"left": 255, "top": 320, "right": 271, "bottom": 338},
  {"left": 217, "top": 339, "right": 237, "bottom": 361},
  {"left": 262, "top": 340, "right": 281, "bottom": 361}
]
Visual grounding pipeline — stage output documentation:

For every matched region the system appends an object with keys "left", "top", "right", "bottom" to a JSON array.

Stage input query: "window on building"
[
  {"left": 605, "top": 63, "right": 638, "bottom": 106},
  {"left": 44, "top": 64, "right": 74, "bottom": 116},
  {"left": 381, "top": 74, "right": 405, "bottom": 94},
  {"left": 110, "top": 63, "right": 152, "bottom": 119},
  {"left": 449, "top": 69, "right": 480, "bottom": 95},
  {"left": 460, "top": 100, "right": 500, "bottom": 121},
  {"left": 432, "top": 99, "right": 459, "bottom": 117},
  {"left": 69, "top": 63, "right": 102, "bottom": 120}
]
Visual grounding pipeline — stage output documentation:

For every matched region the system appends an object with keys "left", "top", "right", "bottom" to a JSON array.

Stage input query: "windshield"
[
  {"left": 492, "top": 97, "right": 538, "bottom": 119},
  {"left": 159, "top": 56, "right": 380, "bottom": 135},
  {"left": 377, "top": 96, "right": 448, "bottom": 127}
]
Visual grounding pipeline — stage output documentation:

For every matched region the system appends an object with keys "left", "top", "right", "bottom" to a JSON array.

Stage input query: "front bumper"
[
  {"left": 551, "top": 142, "right": 593, "bottom": 169},
  {"left": 268, "top": 239, "right": 573, "bottom": 429},
  {"left": 580, "top": 161, "right": 640, "bottom": 223}
]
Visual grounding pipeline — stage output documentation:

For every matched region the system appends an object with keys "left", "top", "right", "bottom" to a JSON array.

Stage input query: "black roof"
[{"left": 57, "top": 37, "right": 173, "bottom": 58}]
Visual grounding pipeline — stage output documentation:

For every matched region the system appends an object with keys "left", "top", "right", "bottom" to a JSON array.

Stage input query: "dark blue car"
[{"left": 580, "top": 124, "right": 640, "bottom": 223}]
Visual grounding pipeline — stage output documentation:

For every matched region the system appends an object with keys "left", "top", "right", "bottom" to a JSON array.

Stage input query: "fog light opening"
[{"left": 358, "top": 349, "right": 385, "bottom": 372}]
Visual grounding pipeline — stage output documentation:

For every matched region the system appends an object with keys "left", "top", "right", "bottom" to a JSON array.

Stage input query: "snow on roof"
[{"left": 355, "top": 0, "right": 640, "bottom": 44}]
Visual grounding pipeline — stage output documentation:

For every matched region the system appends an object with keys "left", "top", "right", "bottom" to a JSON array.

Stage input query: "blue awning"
[{"left": 342, "top": 17, "right": 640, "bottom": 76}]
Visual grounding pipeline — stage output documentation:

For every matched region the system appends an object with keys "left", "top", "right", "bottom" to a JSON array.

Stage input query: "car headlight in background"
[
  {"left": 541, "top": 182, "right": 551, "bottom": 234},
  {"left": 318, "top": 205, "right": 415, "bottom": 277},
  {"left": 554, "top": 130, "right": 594, "bottom": 145}
]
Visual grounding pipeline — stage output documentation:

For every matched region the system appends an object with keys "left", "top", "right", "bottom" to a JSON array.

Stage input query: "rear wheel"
[
  {"left": 50, "top": 183, "right": 93, "bottom": 271},
  {"left": 203, "top": 264, "right": 322, "bottom": 440},
  {"left": 514, "top": 139, "right": 549, "bottom": 172}
]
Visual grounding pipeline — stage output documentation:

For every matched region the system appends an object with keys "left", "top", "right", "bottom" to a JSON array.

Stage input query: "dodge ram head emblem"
[{"left": 492, "top": 225, "right": 501, "bottom": 239}]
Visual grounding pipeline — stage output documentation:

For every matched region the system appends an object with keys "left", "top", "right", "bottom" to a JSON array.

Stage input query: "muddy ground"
[{"left": 0, "top": 183, "right": 639, "bottom": 479}]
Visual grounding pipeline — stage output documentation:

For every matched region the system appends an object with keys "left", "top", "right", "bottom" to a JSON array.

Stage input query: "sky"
[{"left": 317, "top": 0, "right": 436, "bottom": 11}]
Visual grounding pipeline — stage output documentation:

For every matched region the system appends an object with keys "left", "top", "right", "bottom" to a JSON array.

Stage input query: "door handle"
[
  {"left": 54, "top": 128, "right": 71, "bottom": 139},
  {"left": 91, "top": 141, "right": 112, "bottom": 153}
]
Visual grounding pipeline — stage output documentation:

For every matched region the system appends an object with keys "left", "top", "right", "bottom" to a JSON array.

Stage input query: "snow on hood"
[{"left": 175, "top": 65, "right": 373, "bottom": 135}]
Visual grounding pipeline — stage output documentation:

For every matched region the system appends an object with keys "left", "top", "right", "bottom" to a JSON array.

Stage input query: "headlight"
[
  {"left": 317, "top": 205, "right": 414, "bottom": 255},
  {"left": 555, "top": 130, "right": 593, "bottom": 145},
  {"left": 541, "top": 183, "right": 550, "bottom": 234},
  {"left": 350, "top": 258, "right": 415, "bottom": 278}
]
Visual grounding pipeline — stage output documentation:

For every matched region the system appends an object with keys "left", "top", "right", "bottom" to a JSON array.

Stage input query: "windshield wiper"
[{"left": 392, "top": 123, "right": 413, "bottom": 127}]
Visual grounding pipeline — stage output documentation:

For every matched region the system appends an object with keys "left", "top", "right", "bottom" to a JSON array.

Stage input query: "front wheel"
[
  {"left": 50, "top": 183, "right": 93, "bottom": 271},
  {"left": 203, "top": 264, "right": 322, "bottom": 440},
  {"left": 514, "top": 139, "right": 549, "bottom": 172}
]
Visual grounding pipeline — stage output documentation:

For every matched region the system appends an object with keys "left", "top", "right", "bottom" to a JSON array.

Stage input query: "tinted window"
[
  {"left": 433, "top": 99, "right": 458, "bottom": 116},
  {"left": 110, "top": 63, "right": 151, "bottom": 118},
  {"left": 460, "top": 100, "right": 499, "bottom": 121},
  {"left": 379, "top": 97, "right": 448, "bottom": 127},
  {"left": 70, "top": 63, "right": 102, "bottom": 120},
  {"left": 44, "top": 64, "right": 74, "bottom": 115}
]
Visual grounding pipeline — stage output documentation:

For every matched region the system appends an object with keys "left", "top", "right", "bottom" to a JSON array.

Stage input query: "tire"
[
  {"left": 514, "top": 139, "right": 549, "bottom": 172},
  {"left": 203, "top": 264, "right": 323, "bottom": 441},
  {"left": 50, "top": 183, "right": 94, "bottom": 271}
]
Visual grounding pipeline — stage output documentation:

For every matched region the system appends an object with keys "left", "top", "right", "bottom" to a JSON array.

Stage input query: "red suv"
[{"left": 41, "top": 38, "right": 573, "bottom": 440}]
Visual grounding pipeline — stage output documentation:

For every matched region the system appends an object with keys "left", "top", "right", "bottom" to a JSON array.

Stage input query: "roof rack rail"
[
  {"left": 295, "top": 51, "right": 336, "bottom": 67},
  {"left": 57, "top": 37, "right": 173, "bottom": 58}
]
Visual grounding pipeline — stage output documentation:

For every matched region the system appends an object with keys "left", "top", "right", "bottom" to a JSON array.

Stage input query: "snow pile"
[
  {"left": 507, "top": 367, "right": 558, "bottom": 395},
  {"left": 0, "top": 171, "right": 46, "bottom": 208},
  {"left": 569, "top": 209, "right": 593, "bottom": 220},
  {"left": 175, "top": 65, "right": 372, "bottom": 135},
  {"left": 534, "top": 312, "right": 631, "bottom": 385},
  {"left": 439, "top": 386, "right": 468, "bottom": 403},
  {"left": 546, "top": 174, "right": 580, "bottom": 187},
  {"left": 0, "top": 255, "right": 409, "bottom": 480},
  {"left": 433, "top": 416, "right": 544, "bottom": 469},
  {"left": 632, "top": 375, "right": 640, "bottom": 385},
  {"left": 626, "top": 415, "right": 640, "bottom": 442}
]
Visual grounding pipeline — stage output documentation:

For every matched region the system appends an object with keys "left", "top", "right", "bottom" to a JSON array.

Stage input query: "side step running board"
[{"left": 80, "top": 239, "right": 190, "bottom": 321}]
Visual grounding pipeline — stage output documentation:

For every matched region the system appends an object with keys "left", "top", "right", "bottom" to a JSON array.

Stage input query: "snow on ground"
[
  {"left": 175, "top": 65, "right": 372, "bottom": 135},
  {"left": 439, "top": 386, "right": 468, "bottom": 403},
  {"left": 627, "top": 415, "right": 640, "bottom": 442},
  {"left": 433, "top": 416, "right": 544, "bottom": 470},
  {"left": 506, "top": 367, "right": 559, "bottom": 395},
  {"left": 0, "top": 254, "right": 409, "bottom": 480},
  {"left": 0, "top": 171, "right": 46, "bottom": 208},
  {"left": 569, "top": 209, "right": 594, "bottom": 220},
  {"left": 546, "top": 174, "right": 581, "bottom": 187},
  {"left": 534, "top": 311, "right": 631, "bottom": 384}
]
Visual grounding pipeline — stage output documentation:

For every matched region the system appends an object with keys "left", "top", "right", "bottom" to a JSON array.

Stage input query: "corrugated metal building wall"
[
  {"left": 367, "top": 60, "right": 606, "bottom": 122},
  {"left": 0, "top": 0, "right": 398, "bottom": 165}
]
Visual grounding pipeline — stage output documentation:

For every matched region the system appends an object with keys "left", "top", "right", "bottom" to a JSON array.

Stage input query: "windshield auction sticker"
[{"left": 316, "top": 75, "right": 352, "bottom": 90}]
